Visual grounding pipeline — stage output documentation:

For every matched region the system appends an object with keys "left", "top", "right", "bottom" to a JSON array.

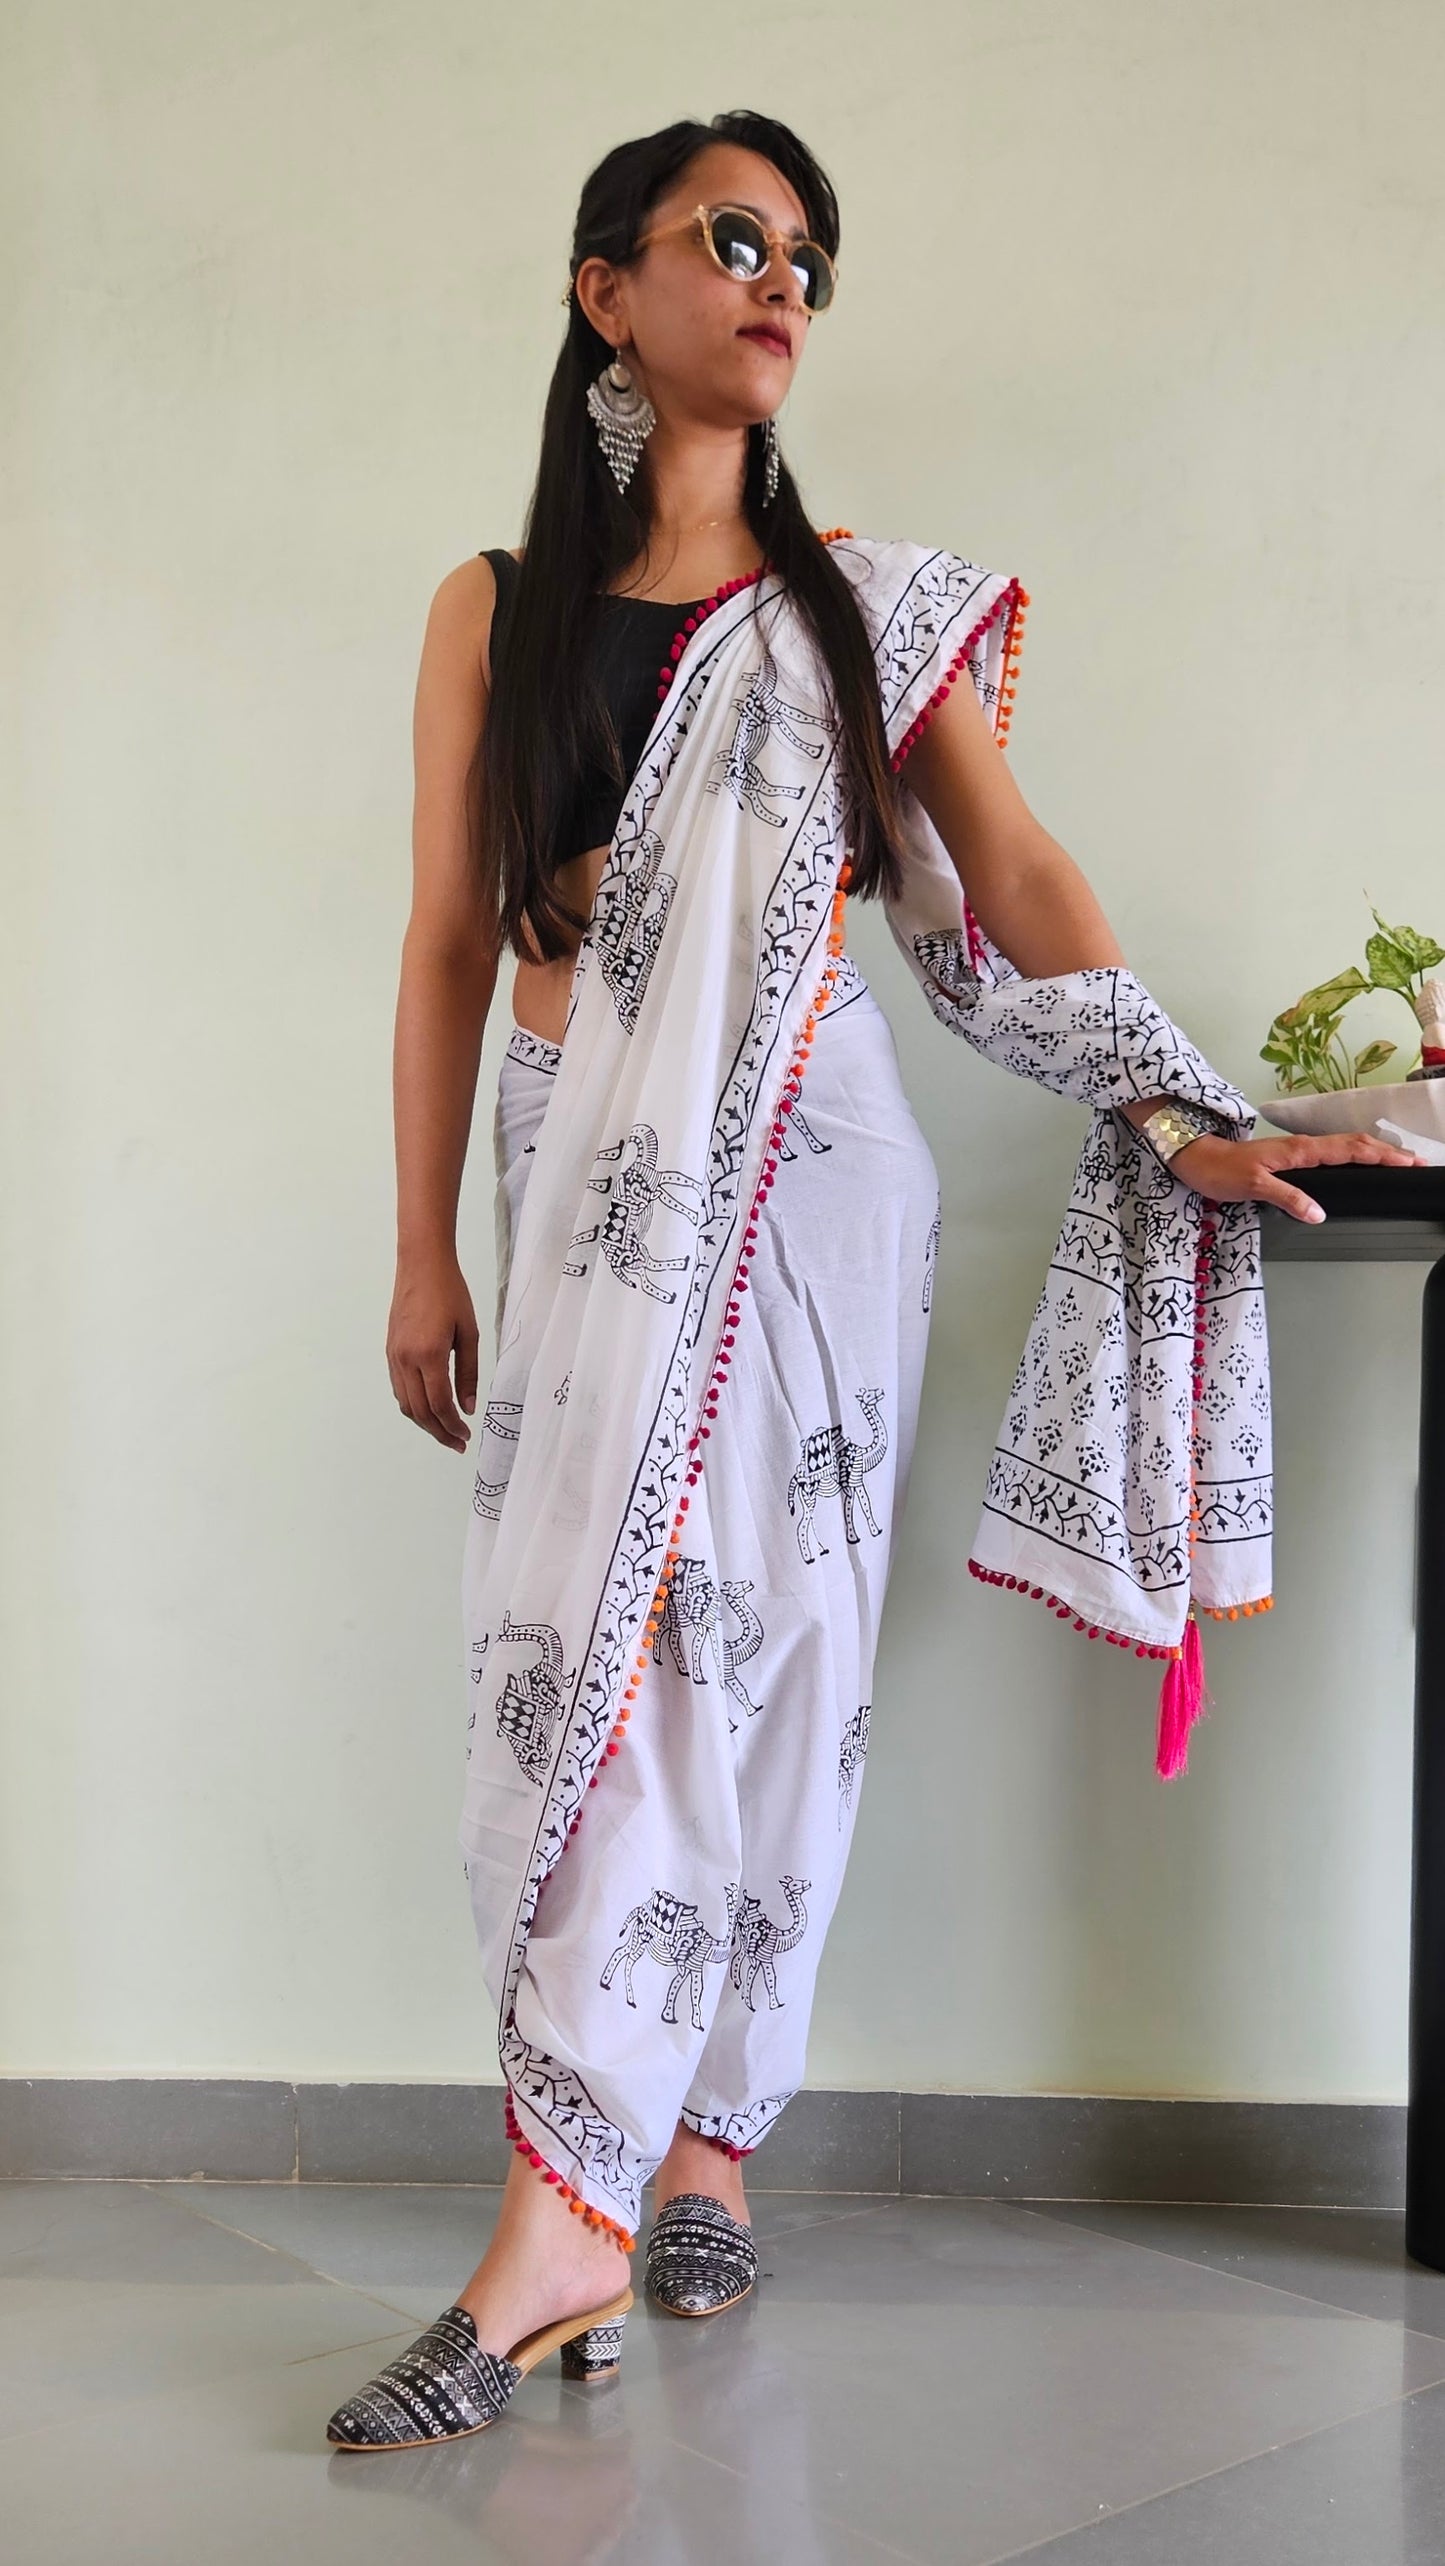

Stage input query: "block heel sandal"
[
  {"left": 325, "top": 2287, "right": 633, "bottom": 2449},
  {"left": 645, "top": 2192, "right": 758, "bottom": 2315}
]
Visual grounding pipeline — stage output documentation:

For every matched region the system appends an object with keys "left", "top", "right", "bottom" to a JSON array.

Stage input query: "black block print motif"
[
  {"left": 786, "top": 1388, "right": 889, "bottom": 1563},
  {"left": 912, "top": 928, "right": 983, "bottom": 1031},
  {"left": 592, "top": 826, "right": 677, "bottom": 1035},
  {"left": 601, "top": 1882, "right": 741, "bottom": 2032},
  {"left": 563, "top": 1122, "right": 707, "bottom": 1303},
  {"left": 499, "top": 2030, "right": 632, "bottom": 2208},
  {"left": 773, "top": 1099, "right": 831, "bottom": 1163},
  {"left": 651, "top": 1555, "right": 765, "bottom": 1728},
  {"left": 494, "top": 1611, "right": 578, "bottom": 1788},
  {"left": 838, "top": 1702, "right": 872, "bottom": 1825},
  {"left": 488, "top": 614, "right": 854, "bottom": 2163},
  {"left": 705, "top": 665, "right": 833, "bottom": 827},
  {"left": 682, "top": 2093, "right": 797, "bottom": 2153},
  {"left": 729, "top": 1876, "right": 811, "bottom": 2011},
  {"left": 472, "top": 1397, "right": 523, "bottom": 1522},
  {"left": 601, "top": 1876, "right": 812, "bottom": 2025},
  {"left": 922, "top": 1196, "right": 941, "bottom": 1313},
  {"left": 467, "top": 1631, "right": 491, "bottom": 1738}
]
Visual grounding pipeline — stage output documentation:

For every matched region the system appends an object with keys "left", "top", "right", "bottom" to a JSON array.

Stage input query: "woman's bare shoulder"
[{"left": 422, "top": 547, "right": 524, "bottom": 681}]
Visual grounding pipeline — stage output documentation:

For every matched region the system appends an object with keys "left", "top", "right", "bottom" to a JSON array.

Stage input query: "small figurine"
[{"left": 1408, "top": 977, "right": 1445, "bottom": 1081}]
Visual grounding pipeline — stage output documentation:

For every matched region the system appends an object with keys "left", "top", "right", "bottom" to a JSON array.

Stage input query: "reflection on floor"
[{"left": 4, "top": 2178, "right": 1445, "bottom": 2563}]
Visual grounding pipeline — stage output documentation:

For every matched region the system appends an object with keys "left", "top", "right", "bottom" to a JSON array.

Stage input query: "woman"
[{"left": 327, "top": 110, "right": 1425, "bottom": 2451}]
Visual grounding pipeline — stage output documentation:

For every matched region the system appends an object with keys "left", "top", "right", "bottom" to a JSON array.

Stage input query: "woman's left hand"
[{"left": 1171, "top": 1128, "right": 1434, "bottom": 1224}]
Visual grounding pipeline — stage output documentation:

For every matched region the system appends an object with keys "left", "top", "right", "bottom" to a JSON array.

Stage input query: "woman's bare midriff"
[{"left": 509, "top": 840, "right": 612, "bottom": 1046}]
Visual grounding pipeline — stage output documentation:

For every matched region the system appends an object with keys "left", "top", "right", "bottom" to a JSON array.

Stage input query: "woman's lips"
[{"left": 738, "top": 325, "right": 790, "bottom": 356}]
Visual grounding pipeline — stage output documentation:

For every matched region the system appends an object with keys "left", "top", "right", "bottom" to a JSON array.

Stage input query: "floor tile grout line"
[
  {"left": 1005, "top": 2197, "right": 1445, "bottom": 2343},
  {"left": 658, "top": 2427, "right": 930, "bottom": 2565},
  {"left": 749, "top": 2199, "right": 904, "bottom": 2246},
  {"left": 137, "top": 2174, "right": 898, "bottom": 2302},
  {"left": 281, "top": 2308, "right": 432, "bottom": 2368},
  {"left": 135, "top": 2180, "right": 362, "bottom": 2290},
  {"left": 968, "top": 2371, "right": 1445, "bottom": 2566},
  {"left": 286, "top": 2283, "right": 434, "bottom": 2334}
]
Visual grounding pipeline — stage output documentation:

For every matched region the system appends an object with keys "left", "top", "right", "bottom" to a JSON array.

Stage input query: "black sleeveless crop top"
[{"left": 479, "top": 547, "right": 707, "bottom": 866}]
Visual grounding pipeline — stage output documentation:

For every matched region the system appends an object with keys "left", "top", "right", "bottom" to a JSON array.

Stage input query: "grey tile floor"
[{"left": 5, "top": 2178, "right": 1445, "bottom": 2564}]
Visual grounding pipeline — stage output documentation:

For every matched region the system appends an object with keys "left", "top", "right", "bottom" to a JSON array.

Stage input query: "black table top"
[{"left": 1258, "top": 1163, "right": 1445, "bottom": 1260}]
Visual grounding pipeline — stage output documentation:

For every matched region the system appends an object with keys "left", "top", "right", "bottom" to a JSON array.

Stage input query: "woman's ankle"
[{"left": 653, "top": 2124, "right": 750, "bottom": 2221}]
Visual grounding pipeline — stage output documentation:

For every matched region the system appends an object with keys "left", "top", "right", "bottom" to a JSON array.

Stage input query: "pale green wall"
[{"left": 4, "top": 2, "right": 1441, "bottom": 2101}]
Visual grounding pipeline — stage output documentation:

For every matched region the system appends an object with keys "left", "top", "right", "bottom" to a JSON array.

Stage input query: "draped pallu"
[{"left": 459, "top": 533, "right": 1275, "bottom": 2243}]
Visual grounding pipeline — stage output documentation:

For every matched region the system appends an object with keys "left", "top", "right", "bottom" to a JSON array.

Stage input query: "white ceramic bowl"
[{"left": 1253, "top": 1076, "right": 1445, "bottom": 1144}]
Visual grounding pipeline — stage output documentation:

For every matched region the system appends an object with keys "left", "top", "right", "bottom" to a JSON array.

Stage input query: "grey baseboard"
[{"left": 0, "top": 2080, "right": 1408, "bottom": 2208}]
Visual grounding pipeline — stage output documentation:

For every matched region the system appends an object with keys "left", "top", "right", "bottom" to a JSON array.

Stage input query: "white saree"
[{"left": 460, "top": 533, "right": 1274, "bottom": 2241}]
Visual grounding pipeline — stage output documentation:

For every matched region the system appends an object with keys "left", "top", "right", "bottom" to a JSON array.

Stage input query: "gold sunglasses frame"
[{"left": 630, "top": 201, "right": 838, "bottom": 313}]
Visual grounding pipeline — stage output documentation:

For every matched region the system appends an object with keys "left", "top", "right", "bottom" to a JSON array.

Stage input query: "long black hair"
[{"left": 469, "top": 109, "right": 912, "bottom": 965}]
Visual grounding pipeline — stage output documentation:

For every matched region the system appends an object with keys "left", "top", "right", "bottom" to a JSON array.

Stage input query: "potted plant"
[
  {"left": 1256, "top": 905, "right": 1445, "bottom": 1146},
  {"left": 1261, "top": 907, "right": 1444, "bottom": 1095}
]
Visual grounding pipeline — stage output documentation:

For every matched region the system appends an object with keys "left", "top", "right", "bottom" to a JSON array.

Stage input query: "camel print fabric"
[
  {"left": 458, "top": 534, "right": 1271, "bottom": 2238},
  {"left": 485, "top": 956, "right": 936, "bottom": 2211}
]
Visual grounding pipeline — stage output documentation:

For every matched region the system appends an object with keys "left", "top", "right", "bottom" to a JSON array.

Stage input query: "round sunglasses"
[{"left": 633, "top": 201, "right": 837, "bottom": 315}]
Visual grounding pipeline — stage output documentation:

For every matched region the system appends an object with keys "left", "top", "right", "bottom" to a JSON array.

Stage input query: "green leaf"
[
  {"left": 1364, "top": 932, "right": 1417, "bottom": 994},
  {"left": 1351, "top": 1038, "right": 1398, "bottom": 1079},
  {"left": 1367, "top": 910, "right": 1445, "bottom": 984},
  {"left": 1294, "top": 968, "right": 1371, "bottom": 1017}
]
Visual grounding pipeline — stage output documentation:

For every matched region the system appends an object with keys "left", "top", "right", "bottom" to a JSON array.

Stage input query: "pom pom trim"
[
  {"left": 889, "top": 575, "right": 1030, "bottom": 971},
  {"left": 693, "top": 2128, "right": 755, "bottom": 2162},
  {"left": 654, "top": 524, "right": 855, "bottom": 705},
  {"left": 503, "top": 2084, "right": 638, "bottom": 2253}
]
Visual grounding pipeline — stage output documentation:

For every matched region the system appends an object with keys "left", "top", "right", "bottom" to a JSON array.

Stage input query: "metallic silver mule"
[
  {"left": 645, "top": 2192, "right": 758, "bottom": 2316},
  {"left": 325, "top": 2288, "right": 633, "bottom": 2449}
]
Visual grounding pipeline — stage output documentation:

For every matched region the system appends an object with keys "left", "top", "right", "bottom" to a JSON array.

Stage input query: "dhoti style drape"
[{"left": 460, "top": 535, "right": 1273, "bottom": 2247}]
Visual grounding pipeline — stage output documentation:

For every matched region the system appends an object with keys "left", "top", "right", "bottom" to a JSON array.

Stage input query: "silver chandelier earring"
[
  {"left": 760, "top": 414, "right": 781, "bottom": 506},
  {"left": 586, "top": 347, "right": 656, "bottom": 495}
]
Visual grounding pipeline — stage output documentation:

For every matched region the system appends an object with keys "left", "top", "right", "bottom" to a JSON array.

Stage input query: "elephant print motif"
[
  {"left": 593, "top": 828, "right": 677, "bottom": 1034},
  {"left": 922, "top": 1198, "right": 941, "bottom": 1313},
  {"left": 564, "top": 1122, "right": 707, "bottom": 1303},
  {"left": 838, "top": 1702, "right": 871, "bottom": 1824},
  {"left": 494, "top": 1610, "right": 577, "bottom": 1787},
  {"left": 601, "top": 1882, "right": 740, "bottom": 2031},
  {"left": 705, "top": 666, "right": 833, "bottom": 828},
  {"left": 652, "top": 1556, "right": 765, "bottom": 1728},
  {"left": 472, "top": 1397, "right": 523, "bottom": 1521},
  {"left": 730, "top": 1875, "right": 811, "bottom": 2010},
  {"left": 787, "top": 1388, "right": 890, "bottom": 1563}
]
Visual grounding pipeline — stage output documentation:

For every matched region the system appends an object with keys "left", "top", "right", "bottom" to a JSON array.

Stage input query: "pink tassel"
[{"left": 1155, "top": 1612, "right": 1210, "bottom": 1779}]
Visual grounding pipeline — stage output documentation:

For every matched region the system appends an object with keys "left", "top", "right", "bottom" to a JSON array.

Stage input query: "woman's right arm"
[{"left": 386, "top": 557, "right": 503, "bottom": 1454}]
